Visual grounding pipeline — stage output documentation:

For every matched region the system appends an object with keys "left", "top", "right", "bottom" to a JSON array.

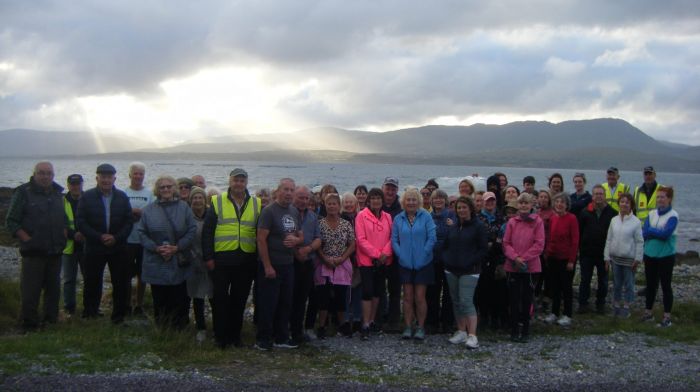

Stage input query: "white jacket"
[{"left": 604, "top": 213, "right": 644, "bottom": 262}]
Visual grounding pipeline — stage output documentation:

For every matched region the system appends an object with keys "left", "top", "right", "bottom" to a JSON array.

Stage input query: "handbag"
[{"left": 158, "top": 203, "right": 194, "bottom": 268}]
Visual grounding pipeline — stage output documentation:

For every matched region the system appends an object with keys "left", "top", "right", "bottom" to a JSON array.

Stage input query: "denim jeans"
[
  {"left": 578, "top": 256, "right": 608, "bottom": 307},
  {"left": 612, "top": 263, "right": 635, "bottom": 304},
  {"left": 445, "top": 271, "right": 478, "bottom": 317},
  {"left": 61, "top": 252, "right": 83, "bottom": 313}
]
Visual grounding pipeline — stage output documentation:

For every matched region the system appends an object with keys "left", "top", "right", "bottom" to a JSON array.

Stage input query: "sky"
[{"left": 1, "top": 0, "right": 699, "bottom": 146}]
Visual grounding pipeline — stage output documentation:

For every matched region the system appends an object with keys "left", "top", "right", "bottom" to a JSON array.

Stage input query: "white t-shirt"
[{"left": 126, "top": 187, "right": 153, "bottom": 244}]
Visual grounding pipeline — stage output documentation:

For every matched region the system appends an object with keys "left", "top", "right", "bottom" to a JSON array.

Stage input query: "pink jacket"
[
  {"left": 314, "top": 258, "right": 352, "bottom": 286},
  {"left": 355, "top": 207, "right": 393, "bottom": 267},
  {"left": 503, "top": 213, "right": 545, "bottom": 273}
]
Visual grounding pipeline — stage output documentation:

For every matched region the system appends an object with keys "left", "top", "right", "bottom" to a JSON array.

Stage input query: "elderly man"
[
  {"left": 6, "top": 162, "right": 67, "bottom": 332},
  {"left": 601, "top": 167, "right": 630, "bottom": 212},
  {"left": 634, "top": 166, "right": 662, "bottom": 223},
  {"left": 255, "top": 178, "right": 303, "bottom": 350},
  {"left": 76, "top": 163, "right": 133, "bottom": 324},
  {"left": 382, "top": 176, "right": 402, "bottom": 331},
  {"left": 202, "top": 168, "right": 261, "bottom": 349},
  {"left": 62, "top": 174, "right": 85, "bottom": 316},
  {"left": 192, "top": 175, "right": 207, "bottom": 190},
  {"left": 125, "top": 162, "right": 152, "bottom": 316}
]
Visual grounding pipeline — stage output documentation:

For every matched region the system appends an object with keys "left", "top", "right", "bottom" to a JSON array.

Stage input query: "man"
[
  {"left": 522, "top": 176, "right": 537, "bottom": 196},
  {"left": 6, "top": 162, "right": 66, "bottom": 331},
  {"left": 124, "top": 162, "right": 152, "bottom": 315},
  {"left": 289, "top": 186, "right": 321, "bottom": 345},
  {"left": 381, "top": 177, "right": 402, "bottom": 330},
  {"left": 202, "top": 168, "right": 261, "bottom": 348},
  {"left": 76, "top": 163, "right": 133, "bottom": 324},
  {"left": 192, "top": 175, "right": 207, "bottom": 190},
  {"left": 255, "top": 178, "right": 303, "bottom": 350},
  {"left": 634, "top": 166, "right": 662, "bottom": 223},
  {"left": 578, "top": 184, "right": 617, "bottom": 313},
  {"left": 601, "top": 167, "right": 630, "bottom": 212},
  {"left": 62, "top": 174, "right": 85, "bottom": 316}
]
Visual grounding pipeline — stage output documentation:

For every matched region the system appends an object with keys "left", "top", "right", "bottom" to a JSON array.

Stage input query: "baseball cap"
[
  {"left": 67, "top": 174, "right": 83, "bottom": 184},
  {"left": 229, "top": 168, "right": 248, "bottom": 178},
  {"left": 383, "top": 176, "right": 399, "bottom": 188},
  {"left": 96, "top": 163, "right": 116, "bottom": 175},
  {"left": 606, "top": 166, "right": 619, "bottom": 174},
  {"left": 643, "top": 166, "right": 655, "bottom": 174},
  {"left": 483, "top": 191, "right": 497, "bottom": 201}
]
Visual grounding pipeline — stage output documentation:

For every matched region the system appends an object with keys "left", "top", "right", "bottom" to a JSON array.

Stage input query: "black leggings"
[
  {"left": 644, "top": 255, "right": 675, "bottom": 313},
  {"left": 360, "top": 266, "right": 386, "bottom": 300},
  {"left": 547, "top": 258, "right": 574, "bottom": 317},
  {"left": 508, "top": 272, "right": 536, "bottom": 335},
  {"left": 192, "top": 297, "right": 214, "bottom": 331},
  {"left": 316, "top": 283, "right": 348, "bottom": 312}
]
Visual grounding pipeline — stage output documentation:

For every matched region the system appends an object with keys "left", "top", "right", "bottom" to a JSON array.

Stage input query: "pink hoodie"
[
  {"left": 355, "top": 207, "right": 393, "bottom": 267},
  {"left": 503, "top": 213, "right": 545, "bottom": 273}
]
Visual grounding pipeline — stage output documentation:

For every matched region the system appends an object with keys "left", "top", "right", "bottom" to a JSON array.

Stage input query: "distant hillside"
[{"left": 0, "top": 129, "right": 159, "bottom": 156}]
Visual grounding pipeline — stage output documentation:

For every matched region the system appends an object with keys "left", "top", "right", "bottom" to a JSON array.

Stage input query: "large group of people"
[{"left": 6, "top": 161, "right": 680, "bottom": 350}]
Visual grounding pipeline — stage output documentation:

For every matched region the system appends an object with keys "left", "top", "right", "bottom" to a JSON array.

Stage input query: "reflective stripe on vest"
[
  {"left": 634, "top": 184, "right": 661, "bottom": 223},
  {"left": 212, "top": 192, "right": 260, "bottom": 253},
  {"left": 63, "top": 197, "right": 75, "bottom": 255},
  {"left": 602, "top": 182, "right": 629, "bottom": 212}
]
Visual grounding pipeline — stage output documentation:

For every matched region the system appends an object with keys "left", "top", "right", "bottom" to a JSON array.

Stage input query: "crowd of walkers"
[{"left": 6, "top": 161, "right": 680, "bottom": 350}]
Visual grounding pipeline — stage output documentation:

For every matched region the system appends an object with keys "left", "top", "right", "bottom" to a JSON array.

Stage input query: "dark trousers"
[
  {"left": 426, "top": 261, "right": 454, "bottom": 329},
  {"left": 151, "top": 282, "right": 189, "bottom": 328},
  {"left": 290, "top": 259, "right": 315, "bottom": 340},
  {"left": 644, "top": 255, "right": 675, "bottom": 313},
  {"left": 475, "top": 263, "right": 508, "bottom": 327},
  {"left": 579, "top": 256, "right": 608, "bottom": 306},
  {"left": 316, "top": 283, "right": 348, "bottom": 312},
  {"left": 256, "top": 263, "right": 294, "bottom": 344},
  {"left": 508, "top": 272, "right": 536, "bottom": 336},
  {"left": 548, "top": 258, "right": 574, "bottom": 317},
  {"left": 193, "top": 297, "right": 215, "bottom": 331},
  {"left": 20, "top": 255, "right": 61, "bottom": 329},
  {"left": 83, "top": 250, "right": 129, "bottom": 322},
  {"left": 211, "top": 262, "right": 256, "bottom": 346},
  {"left": 385, "top": 261, "right": 401, "bottom": 324}
]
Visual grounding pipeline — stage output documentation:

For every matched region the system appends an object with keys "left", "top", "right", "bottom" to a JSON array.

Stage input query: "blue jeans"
[
  {"left": 578, "top": 256, "right": 608, "bottom": 307},
  {"left": 256, "top": 263, "right": 294, "bottom": 344},
  {"left": 61, "top": 252, "right": 83, "bottom": 313},
  {"left": 445, "top": 271, "right": 478, "bottom": 317},
  {"left": 612, "top": 263, "right": 635, "bottom": 305}
]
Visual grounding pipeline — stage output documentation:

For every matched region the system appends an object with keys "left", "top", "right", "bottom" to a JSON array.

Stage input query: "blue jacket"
[
  {"left": 442, "top": 218, "right": 488, "bottom": 275},
  {"left": 391, "top": 209, "right": 436, "bottom": 270},
  {"left": 76, "top": 186, "right": 133, "bottom": 255}
]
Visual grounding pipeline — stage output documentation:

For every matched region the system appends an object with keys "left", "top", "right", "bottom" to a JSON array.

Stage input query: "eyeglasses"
[
  {"left": 179, "top": 185, "right": 191, "bottom": 190},
  {"left": 159, "top": 184, "right": 174, "bottom": 190}
]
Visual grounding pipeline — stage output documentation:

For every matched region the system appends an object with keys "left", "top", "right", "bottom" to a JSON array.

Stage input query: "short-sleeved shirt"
[
  {"left": 319, "top": 218, "right": 354, "bottom": 258},
  {"left": 126, "top": 187, "right": 153, "bottom": 244},
  {"left": 258, "top": 202, "right": 301, "bottom": 265}
]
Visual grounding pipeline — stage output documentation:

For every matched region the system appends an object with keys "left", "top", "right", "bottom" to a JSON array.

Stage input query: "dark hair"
[
  {"left": 658, "top": 186, "right": 674, "bottom": 200},
  {"left": 618, "top": 192, "right": 635, "bottom": 214},
  {"left": 548, "top": 173, "right": 564, "bottom": 191},
  {"left": 454, "top": 196, "right": 477, "bottom": 221},
  {"left": 425, "top": 178, "right": 439, "bottom": 189},
  {"left": 504, "top": 185, "right": 520, "bottom": 196},
  {"left": 523, "top": 175, "right": 535, "bottom": 185},
  {"left": 354, "top": 184, "right": 368, "bottom": 195},
  {"left": 486, "top": 175, "right": 504, "bottom": 207},
  {"left": 367, "top": 187, "right": 384, "bottom": 200}
]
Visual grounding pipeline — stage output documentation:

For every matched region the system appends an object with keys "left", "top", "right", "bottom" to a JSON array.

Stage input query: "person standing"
[
  {"left": 522, "top": 176, "right": 537, "bottom": 197},
  {"left": 476, "top": 191, "right": 507, "bottom": 330},
  {"left": 202, "top": 168, "right": 261, "bottom": 348},
  {"left": 381, "top": 177, "right": 403, "bottom": 331},
  {"left": 255, "top": 178, "right": 303, "bottom": 350},
  {"left": 177, "top": 178, "right": 194, "bottom": 204},
  {"left": 569, "top": 173, "right": 592, "bottom": 217},
  {"left": 125, "top": 162, "right": 152, "bottom": 315},
  {"left": 577, "top": 184, "right": 616, "bottom": 314},
  {"left": 187, "top": 187, "right": 214, "bottom": 342},
  {"left": 601, "top": 167, "right": 630, "bottom": 212},
  {"left": 76, "top": 163, "right": 133, "bottom": 324},
  {"left": 641, "top": 187, "right": 678, "bottom": 327},
  {"left": 634, "top": 166, "right": 662, "bottom": 223},
  {"left": 192, "top": 175, "right": 207, "bottom": 190},
  {"left": 425, "top": 189, "right": 455, "bottom": 334},
  {"left": 62, "top": 174, "right": 85, "bottom": 316},
  {"left": 548, "top": 173, "right": 564, "bottom": 195},
  {"left": 6, "top": 162, "right": 66, "bottom": 331}
]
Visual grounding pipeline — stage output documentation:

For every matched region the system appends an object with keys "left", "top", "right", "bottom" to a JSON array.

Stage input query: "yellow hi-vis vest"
[
  {"left": 634, "top": 183, "right": 661, "bottom": 223},
  {"left": 212, "top": 192, "right": 261, "bottom": 253},
  {"left": 62, "top": 197, "right": 75, "bottom": 255},
  {"left": 602, "top": 182, "right": 630, "bottom": 212}
]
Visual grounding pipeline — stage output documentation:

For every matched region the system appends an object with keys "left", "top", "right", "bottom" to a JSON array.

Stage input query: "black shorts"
[
  {"left": 126, "top": 243, "right": 144, "bottom": 278},
  {"left": 399, "top": 263, "right": 435, "bottom": 285},
  {"left": 315, "top": 282, "right": 349, "bottom": 312},
  {"left": 359, "top": 265, "right": 387, "bottom": 301}
]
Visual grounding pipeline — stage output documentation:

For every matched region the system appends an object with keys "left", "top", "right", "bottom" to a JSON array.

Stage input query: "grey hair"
[
  {"left": 551, "top": 192, "right": 571, "bottom": 211},
  {"left": 129, "top": 161, "right": 146, "bottom": 174}
]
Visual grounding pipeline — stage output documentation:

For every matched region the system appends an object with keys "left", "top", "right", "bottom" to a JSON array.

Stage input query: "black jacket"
[
  {"left": 76, "top": 186, "right": 133, "bottom": 255},
  {"left": 201, "top": 190, "right": 257, "bottom": 266},
  {"left": 442, "top": 218, "right": 488, "bottom": 276},
  {"left": 578, "top": 203, "right": 617, "bottom": 258}
]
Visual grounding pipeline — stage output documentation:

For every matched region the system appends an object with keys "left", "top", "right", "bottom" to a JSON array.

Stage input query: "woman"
[
  {"left": 425, "top": 179, "right": 439, "bottom": 195},
  {"left": 255, "top": 188, "right": 271, "bottom": 209},
  {"left": 604, "top": 193, "right": 643, "bottom": 318},
  {"left": 476, "top": 191, "right": 507, "bottom": 329},
  {"left": 177, "top": 177, "right": 194, "bottom": 203},
  {"left": 458, "top": 179, "right": 475, "bottom": 198},
  {"left": 503, "top": 193, "right": 545, "bottom": 342},
  {"left": 641, "top": 186, "right": 678, "bottom": 327},
  {"left": 354, "top": 185, "right": 369, "bottom": 211},
  {"left": 486, "top": 175, "right": 504, "bottom": 209},
  {"left": 318, "top": 184, "right": 339, "bottom": 217},
  {"left": 391, "top": 188, "right": 437, "bottom": 340},
  {"left": 420, "top": 188, "right": 433, "bottom": 212},
  {"left": 355, "top": 188, "right": 393, "bottom": 340},
  {"left": 543, "top": 193, "right": 579, "bottom": 327},
  {"left": 548, "top": 173, "right": 564, "bottom": 195},
  {"left": 426, "top": 189, "right": 455, "bottom": 333},
  {"left": 138, "top": 175, "right": 197, "bottom": 329},
  {"left": 186, "top": 187, "right": 214, "bottom": 342},
  {"left": 503, "top": 185, "right": 520, "bottom": 205},
  {"left": 442, "top": 197, "right": 487, "bottom": 349},
  {"left": 569, "top": 173, "right": 591, "bottom": 216},
  {"left": 535, "top": 190, "right": 554, "bottom": 306},
  {"left": 473, "top": 190, "right": 485, "bottom": 212},
  {"left": 315, "top": 194, "right": 356, "bottom": 338},
  {"left": 341, "top": 192, "right": 362, "bottom": 334}
]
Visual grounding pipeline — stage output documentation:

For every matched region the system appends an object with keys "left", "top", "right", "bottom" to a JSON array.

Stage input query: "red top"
[{"left": 546, "top": 212, "right": 579, "bottom": 263}]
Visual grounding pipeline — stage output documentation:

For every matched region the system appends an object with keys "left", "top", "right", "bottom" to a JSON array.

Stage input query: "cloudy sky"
[{"left": 1, "top": 0, "right": 699, "bottom": 146}]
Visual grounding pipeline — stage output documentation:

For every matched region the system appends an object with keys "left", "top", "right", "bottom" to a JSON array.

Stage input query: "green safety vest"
[
  {"left": 212, "top": 192, "right": 261, "bottom": 253},
  {"left": 602, "top": 182, "right": 630, "bottom": 212},
  {"left": 62, "top": 197, "right": 75, "bottom": 255},
  {"left": 634, "top": 183, "right": 661, "bottom": 223}
]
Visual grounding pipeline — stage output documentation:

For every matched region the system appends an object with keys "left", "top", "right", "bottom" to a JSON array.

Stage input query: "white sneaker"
[
  {"left": 448, "top": 330, "right": 467, "bottom": 344},
  {"left": 465, "top": 335, "right": 479, "bottom": 349},
  {"left": 557, "top": 315, "right": 572, "bottom": 326},
  {"left": 304, "top": 328, "right": 317, "bottom": 341},
  {"left": 543, "top": 313, "right": 557, "bottom": 324},
  {"left": 196, "top": 330, "right": 206, "bottom": 343}
]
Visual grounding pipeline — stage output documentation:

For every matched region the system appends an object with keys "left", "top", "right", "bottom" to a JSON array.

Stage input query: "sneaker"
[
  {"left": 360, "top": 326, "right": 370, "bottom": 341},
  {"left": 254, "top": 341, "right": 272, "bottom": 351},
  {"left": 465, "top": 335, "right": 479, "bottom": 349},
  {"left": 401, "top": 327, "right": 413, "bottom": 340},
  {"left": 339, "top": 321, "right": 353, "bottom": 337},
  {"left": 304, "top": 329, "right": 317, "bottom": 341},
  {"left": 543, "top": 313, "right": 557, "bottom": 324},
  {"left": 620, "top": 307, "right": 631, "bottom": 319},
  {"left": 557, "top": 315, "right": 572, "bottom": 326},
  {"left": 658, "top": 317, "right": 672, "bottom": 328},
  {"left": 413, "top": 327, "right": 425, "bottom": 341},
  {"left": 641, "top": 313, "right": 654, "bottom": 323},
  {"left": 449, "top": 330, "right": 468, "bottom": 344},
  {"left": 369, "top": 322, "right": 382, "bottom": 334},
  {"left": 196, "top": 330, "right": 206, "bottom": 343},
  {"left": 273, "top": 339, "right": 299, "bottom": 349}
]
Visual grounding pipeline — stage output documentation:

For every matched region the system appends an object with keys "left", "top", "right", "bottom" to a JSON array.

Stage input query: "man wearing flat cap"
[
  {"left": 601, "top": 167, "right": 630, "bottom": 212},
  {"left": 202, "top": 168, "right": 261, "bottom": 348},
  {"left": 76, "top": 163, "right": 133, "bottom": 323},
  {"left": 634, "top": 166, "right": 663, "bottom": 223},
  {"left": 62, "top": 174, "right": 85, "bottom": 316}
]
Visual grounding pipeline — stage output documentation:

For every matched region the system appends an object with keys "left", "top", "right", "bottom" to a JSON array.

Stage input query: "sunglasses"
[
  {"left": 159, "top": 184, "right": 174, "bottom": 190},
  {"left": 179, "top": 185, "right": 192, "bottom": 190}
]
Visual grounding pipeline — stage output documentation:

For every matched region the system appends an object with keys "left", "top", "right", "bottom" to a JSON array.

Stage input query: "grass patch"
[{"left": 0, "top": 279, "right": 20, "bottom": 332}]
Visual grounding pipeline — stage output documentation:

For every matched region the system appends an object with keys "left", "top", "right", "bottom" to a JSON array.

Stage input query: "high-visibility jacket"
[
  {"left": 63, "top": 197, "right": 75, "bottom": 255},
  {"left": 212, "top": 192, "right": 261, "bottom": 253},
  {"left": 634, "top": 183, "right": 662, "bottom": 223},
  {"left": 602, "top": 182, "right": 630, "bottom": 212}
]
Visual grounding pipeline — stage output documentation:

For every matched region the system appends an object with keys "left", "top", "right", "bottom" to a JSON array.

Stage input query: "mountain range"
[{"left": 2, "top": 119, "right": 699, "bottom": 173}]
